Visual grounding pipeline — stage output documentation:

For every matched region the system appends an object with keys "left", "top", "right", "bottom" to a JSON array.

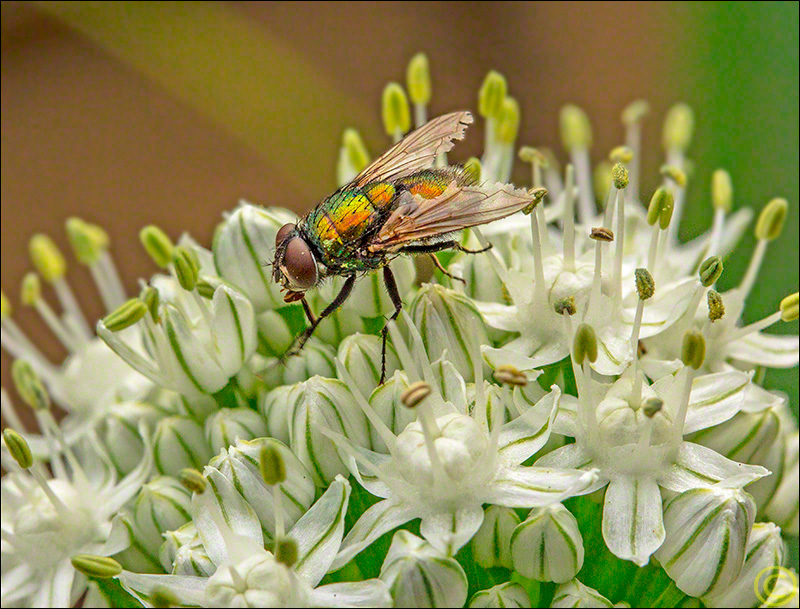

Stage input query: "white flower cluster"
[{"left": 1, "top": 53, "right": 798, "bottom": 608}]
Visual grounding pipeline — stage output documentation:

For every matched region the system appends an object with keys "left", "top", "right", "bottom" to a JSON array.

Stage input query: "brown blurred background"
[{"left": 2, "top": 2, "right": 798, "bottom": 417}]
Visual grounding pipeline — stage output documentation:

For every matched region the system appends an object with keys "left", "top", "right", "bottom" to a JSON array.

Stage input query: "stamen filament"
[
  {"left": 387, "top": 321, "right": 420, "bottom": 381},
  {"left": 529, "top": 210, "right": 548, "bottom": 304},
  {"left": 563, "top": 165, "right": 577, "bottom": 271},
  {"left": 52, "top": 279, "right": 91, "bottom": 340},
  {"left": 588, "top": 239, "right": 604, "bottom": 311},
  {"left": 273, "top": 485, "right": 285, "bottom": 539},
  {"left": 228, "top": 565, "right": 247, "bottom": 590},
  {"left": 98, "top": 253, "right": 128, "bottom": 308},
  {"left": 1, "top": 389, "right": 27, "bottom": 433},
  {"left": 706, "top": 208, "right": 726, "bottom": 256},
  {"left": 739, "top": 239, "right": 768, "bottom": 301},
  {"left": 88, "top": 263, "right": 119, "bottom": 314},
  {"left": 335, "top": 361, "right": 397, "bottom": 453},
  {"left": 730, "top": 311, "right": 783, "bottom": 341},
  {"left": 625, "top": 123, "right": 642, "bottom": 200},
  {"left": 613, "top": 190, "right": 626, "bottom": 299},
  {"left": 417, "top": 400, "right": 447, "bottom": 484},
  {"left": 603, "top": 185, "right": 618, "bottom": 227},
  {"left": 33, "top": 298, "right": 81, "bottom": 353},
  {"left": 646, "top": 226, "right": 660, "bottom": 271},
  {"left": 665, "top": 150, "right": 686, "bottom": 245},
  {"left": 672, "top": 367, "right": 694, "bottom": 444},
  {"left": 30, "top": 467, "right": 70, "bottom": 515},
  {"left": 472, "top": 227, "right": 510, "bottom": 285},
  {"left": 572, "top": 149, "right": 595, "bottom": 222}
]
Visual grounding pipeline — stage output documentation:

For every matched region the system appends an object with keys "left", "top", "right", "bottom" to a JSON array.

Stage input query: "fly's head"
[{"left": 272, "top": 223, "right": 319, "bottom": 301}]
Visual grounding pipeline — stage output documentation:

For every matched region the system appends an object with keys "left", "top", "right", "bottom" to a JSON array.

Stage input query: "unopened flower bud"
[
  {"left": 552, "top": 579, "right": 613, "bottom": 608},
  {"left": 469, "top": 583, "right": 530, "bottom": 608},
  {"left": 204, "top": 407, "right": 268, "bottom": 455},
  {"left": 511, "top": 504, "right": 584, "bottom": 582},
  {"left": 153, "top": 417, "right": 213, "bottom": 477},
  {"left": 380, "top": 530, "right": 468, "bottom": 608},
  {"left": 338, "top": 333, "right": 399, "bottom": 397},
  {"left": 472, "top": 506, "right": 520, "bottom": 569},
  {"left": 133, "top": 476, "right": 193, "bottom": 554}
]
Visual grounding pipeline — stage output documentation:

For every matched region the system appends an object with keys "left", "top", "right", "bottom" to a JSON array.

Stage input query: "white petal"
[
  {"left": 683, "top": 371, "right": 750, "bottom": 434},
  {"left": 485, "top": 466, "right": 602, "bottom": 508},
  {"left": 164, "top": 306, "right": 229, "bottom": 394},
  {"left": 469, "top": 582, "right": 531, "bottom": 608},
  {"left": 551, "top": 578, "right": 613, "bottom": 608},
  {"left": 310, "top": 580, "right": 393, "bottom": 608},
  {"left": 510, "top": 504, "right": 584, "bottom": 583},
  {"left": 419, "top": 504, "right": 485, "bottom": 556},
  {"left": 601, "top": 476, "right": 665, "bottom": 566},
  {"left": 727, "top": 332, "right": 799, "bottom": 369},
  {"left": 534, "top": 443, "right": 595, "bottom": 470},
  {"left": 659, "top": 442, "right": 769, "bottom": 492},
  {"left": 118, "top": 571, "right": 208, "bottom": 607},
  {"left": 211, "top": 285, "right": 257, "bottom": 375},
  {"left": 292, "top": 476, "right": 351, "bottom": 587},
  {"left": 497, "top": 386, "right": 560, "bottom": 464},
  {"left": 192, "top": 466, "right": 264, "bottom": 567},
  {"left": 332, "top": 500, "right": 417, "bottom": 571}
]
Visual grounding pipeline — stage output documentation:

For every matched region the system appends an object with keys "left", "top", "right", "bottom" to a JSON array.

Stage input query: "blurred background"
[{"left": 2, "top": 2, "right": 798, "bottom": 414}]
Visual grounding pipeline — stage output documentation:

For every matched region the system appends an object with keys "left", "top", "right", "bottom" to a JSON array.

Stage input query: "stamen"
[
  {"left": 335, "top": 360, "right": 397, "bottom": 453},
  {"left": 563, "top": 165, "right": 577, "bottom": 271},
  {"left": 22, "top": 274, "right": 81, "bottom": 353},
  {"left": 560, "top": 105, "right": 594, "bottom": 222},
  {"left": 228, "top": 564, "right": 247, "bottom": 591},
  {"left": 673, "top": 331, "right": 705, "bottom": 441},
  {"left": 622, "top": 100, "right": 649, "bottom": 199},
  {"left": 588, "top": 228, "right": 613, "bottom": 309},
  {"left": 382, "top": 83, "right": 410, "bottom": 144},
  {"left": 407, "top": 53, "right": 431, "bottom": 128}
]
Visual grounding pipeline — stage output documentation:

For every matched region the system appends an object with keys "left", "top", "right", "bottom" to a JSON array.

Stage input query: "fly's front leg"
[
  {"left": 284, "top": 275, "right": 356, "bottom": 360},
  {"left": 380, "top": 265, "right": 403, "bottom": 384}
]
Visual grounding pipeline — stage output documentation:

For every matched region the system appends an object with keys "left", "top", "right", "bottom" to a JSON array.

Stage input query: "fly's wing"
[
  {"left": 350, "top": 111, "right": 473, "bottom": 187},
  {"left": 367, "top": 181, "right": 535, "bottom": 251}
]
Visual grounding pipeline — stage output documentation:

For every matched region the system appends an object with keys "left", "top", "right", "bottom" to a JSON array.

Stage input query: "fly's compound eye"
[
  {"left": 283, "top": 237, "right": 318, "bottom": 290},
  {"left": 275, "top": 223, "right": 296, "bottom": 247}
]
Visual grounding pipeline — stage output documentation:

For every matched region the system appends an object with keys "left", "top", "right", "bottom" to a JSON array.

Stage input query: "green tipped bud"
[
  {"left": 662, "top": 103, "right": 694, "bottom": 152},
  {"left": 755, "top": 197, "right": 788, "bottom": 241},
  {"left": 478, "top": 70, "right": 507, "bottom": 119},
  {"left": 496, "top": 96, "right": 520, "bottom": 143},
  {"left": 11, "top": 359, "right": 50, "bottom": 411},
  {"left": 699, "top": 256, "right": 724, "bottom": 287},
  {"left": 560, "top": 104, "right": 592, "bottom": 151},
  {"left": 3, "top": 429, "right": 33, "bottom": 469},
  {"left": 102, "top": 298, "right": 147, "bottom": 332},
  {"left": 20, "top": 273, "right": 41, "bottom": 306},
  {"left": 711, "top": 169, "right": 733, "bottom": 213},
  {"left": 493, "top": 365, "right": 528, "bottom": 387},
  {"left": 554, "top": 296, "right": 576, "bottom": 316},
  {"left": 519, "top": 146, "right": 548, "bottom": 167},
  {"left": 66, "top": 217, "right": 109, "bottom": 265},
  {"left": 621, "top": 100, "right": 650, "bottom": 126},
  {"left": 342, "top": 129, "right": 370, "bottom": 175},
  {"left": 611, "top": 163, "right": 630, "bottom": 190},
  {"left": 150, "top": 587, "right": 179, "bottom": 609},
  {"left": 642, "top": 397, "right": 664, "bottom": 418},
  {"left": 590, "top": 227, "right": 614, "bottom": 242},
  {"left": 522, "top": 187, "right": 547, "bottom": 215},
  {"left": 660, "top": 164, "right": 687, "bottom": 188},
  {"left": 172, "top": 247, "right": 200, "bottom": 291},
  {"left": 609, "top": 146, "right": 634, "bottom": 164},
  {"left": 681, "top": 331, "right": 706, "bottom": 370},
  {"left": 573, "top": 324, "right": 598, "bottom": 364},
  {"left": 400, "top": 381, "right": 432, "bottom": 409},
  {"left": 274, "top": 537, "right": 299, "bottom": 568},
  {"left": 634, "top": 268, "right": 655, "bottom": 300},
  {"left": 707, "top": 290, "right": 725, "bottom": 322},
  {"left": 406, "top": 53, "right": 431, "bottom": 105},
  {"left": 780, "top": 292, "right": 799, "bottom": 322},
  {"left": 1, "top": 290, "right": 10, "bottom": 319},
  {"left": 463, "top": 157, "right": 482, "bottom": 184},
  {"left": 646, "top": 187, "right": 675, "bottom": 229},
  {"left": 71, "top": 554, "right": 122, "bottom": 579},
  {"left": 141, "top": 286, "right": 160, "bottom": 321},
  {"left": 29, "top": 234, "right": 66, "bottom": 282},
  {"left": 140, "top": 225, "right": 173, "bottom": 268},
  {"left": 259, "top": 443, "right": 286, "bottom": 485},
  {"left": 382, "top": 83, "right": 411, "bottom": 135},
  {"left": 593, "top": 161, "right": 612, "bottom": 204},
  {"left": 179, "top": 468, "right": 207, "bottom": 494}
]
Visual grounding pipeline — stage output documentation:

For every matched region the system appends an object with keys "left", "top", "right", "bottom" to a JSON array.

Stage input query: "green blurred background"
[{"left": 1, "top": 0, "right": 797, "bottom": 452}]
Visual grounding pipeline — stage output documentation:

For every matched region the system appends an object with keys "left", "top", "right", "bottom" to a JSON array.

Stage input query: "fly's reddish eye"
[
  {"left": 275, "top": 223, "right": 296, "bottom": 247},
  {"left": 284, "top": 237, "right": 318, "bottom": 290}
]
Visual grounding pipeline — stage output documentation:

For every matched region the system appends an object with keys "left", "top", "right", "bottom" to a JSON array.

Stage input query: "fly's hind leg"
[
  {"left": 380, "top": 265, "right": 403, "bottom": 384},
  {"left": 400, "top": 240, "right": 493, "bottom": 285},
  {"left": 284, "top": 275, "right": 356, "bottom": 360},
  {"left": 428, "top": 253, "right": 466, "bottom": 285}
]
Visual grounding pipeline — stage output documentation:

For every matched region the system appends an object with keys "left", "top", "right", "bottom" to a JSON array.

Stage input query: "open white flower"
[
  {"left": 1, "top": 425, "right": 152, "bottom": 607},
  {"left": 117, "top": 472, "right": 391, "bottom": 608},
  {"left": 325, "top": 320, "right": 598, "bottom": 567},
  {"left": 536, "top": 327, "right": 768, "bottom": 566}
]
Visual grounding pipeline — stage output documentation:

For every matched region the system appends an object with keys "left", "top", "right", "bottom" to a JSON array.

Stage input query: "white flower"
[
  {"left": 380, "top": 530, "right": 468, "bottom": 608},
  {"left": 118, "top": 474, "right": 391, "bottom": 608},
  {"left": 551, "top": 579, "right": 613, "bottom": 608},
  {"left": 0, "top": 427, "right": 152, "bottom": 607},
  {"left": 537, "top": 334, "right": 768, "bottom": 566},
  {"left": 99, "top": 274, "right": 257, "bottom": 397},
  {"left": 152, "top": 415, "right": 213, "bottom": 476},
  {"left": 654, "top": 483, "right": 757, "bottom": 598},
  {"left": 326, "top": 321, "right": 598, "bottom": 566},
  {"left": 204, "top": 407, "right": 268, "bottom": 455},
  {"left": 763, "top": 431, "right": 799, "bottom": 535},
  {"left": 469, "top": 582, "right": 531, "bottom": 608},
  {"left": 471, "top": 505, "right": 520, "bottom": 569}
]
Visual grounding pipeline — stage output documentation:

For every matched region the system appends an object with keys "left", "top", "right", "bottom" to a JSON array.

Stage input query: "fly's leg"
[
  {"left": 380, "top": 265, "right": 403, "bottom": 384},
  {"left": 300, "top": 297, "right": 317, "bottom": 325},
  {"left": 428, "top": 253, "right": 466, "bottom": 285},
  {"left": 284, "top": 275, "right": 356, "bottom": 360}
]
